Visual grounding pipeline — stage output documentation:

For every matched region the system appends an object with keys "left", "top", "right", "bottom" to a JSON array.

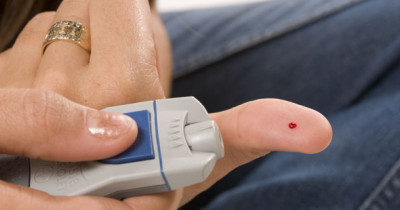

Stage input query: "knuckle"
[
  {"left": 29, "top": 12, "right": 56, "bottom": 26},
  {"left": 133, "top": 48, "right": 158, "bottom": 74},
  {"left": 32, "top": 70, "right": 70, "bottom": 94},
  {"left": 92, "top": 78, "right": 126, "bottom": 107},
  {"left": 14, "top": 12, "right": 55, "bottom": 47},
  {"left": 96, "top": 71, "right": 126, "bottom": 91},
  {"left": 22, "top": 89, "right": 66, "bottom": 139},
  {"left": 234, "top": 102, "right": 267, "bottom": 161}
]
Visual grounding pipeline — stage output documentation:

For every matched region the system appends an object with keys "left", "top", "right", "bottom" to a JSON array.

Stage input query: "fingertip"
[
  {"left": 46, "top": 109, "right": 138, "bottom": 162},
  {"left": 85, "top": 110, "right": 137, "bottom": 139},
  {"left": 228, "top": 99, "right": 333, "bottom": 155},
  {"left": 0, "top": 89, "right": 138, "bottom": 162},
  {"left": 275, "top": 100, "right": 333, "bottom": 154},
  {"left": 75, "top": 110, "right": 138, "bottom": 161},
  {"left": 298, "top": 109, "right": 333, "bottom": 154}
]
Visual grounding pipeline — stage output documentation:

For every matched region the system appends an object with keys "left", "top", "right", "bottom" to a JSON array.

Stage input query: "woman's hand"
[
  {"left": 0, "top": 91, "right": 332, "bottom": 209},
  {"left": 0, "top": 0, "right": 332, "bottom": 209},
  {"left": 0, "top": 0, "right": 169, "bottom": 108}
]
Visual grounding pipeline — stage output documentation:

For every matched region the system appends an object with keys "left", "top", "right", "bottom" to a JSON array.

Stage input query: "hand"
[
  {"left": 0, "top": 0, "right": 170, "bottom": 108},
  {"left": 0, "top": 90, "right": 331, "bottom": 209},
  {"left": 0, "top": 0, "right": 332, "bottom": 209}
]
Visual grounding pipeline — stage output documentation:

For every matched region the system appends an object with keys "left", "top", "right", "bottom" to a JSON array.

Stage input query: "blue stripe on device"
[
  {"left": 153, "top": 100, "right": 171, "bottom": 191},
  {"left": 100, "top": 110, "right": 155, "bottom": 164}
]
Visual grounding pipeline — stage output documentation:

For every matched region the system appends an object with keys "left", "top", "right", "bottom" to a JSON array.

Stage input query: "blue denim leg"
[
  {"left": 193, "top": 67, "right": 400, "bottom": 210},
  {"left": 166, "top": 0, "right": 400, "bottom": 115},
  {"left": 163, "top": 0, "right": 366, "bottom": 79},
  {"left": 162, "top": 0, "right": 400, "bottom": 209}
]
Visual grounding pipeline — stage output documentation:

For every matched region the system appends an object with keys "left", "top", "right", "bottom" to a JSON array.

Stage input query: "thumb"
[
  {"left": 216, "top": 98, "right": 333, "bottom": 163},
  {"left": 180, "top": 98, "right": 332, "bottom": 205},
  {"left": 0, "top": 88, "right": 137, "bottom": 161}
]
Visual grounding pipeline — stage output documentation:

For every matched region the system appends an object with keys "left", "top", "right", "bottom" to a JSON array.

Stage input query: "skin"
[{"left": 0, "top": 0, "right": 333, "bottom": 209}]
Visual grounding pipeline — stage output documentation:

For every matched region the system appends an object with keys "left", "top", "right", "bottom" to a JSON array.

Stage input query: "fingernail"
[{"left": 86, "top": 110, "right": 134, "bottom": 138}]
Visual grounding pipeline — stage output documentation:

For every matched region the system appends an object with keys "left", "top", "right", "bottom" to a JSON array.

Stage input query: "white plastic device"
[{"left": 0, "top": 97, "right": 224, "bottom": 199}]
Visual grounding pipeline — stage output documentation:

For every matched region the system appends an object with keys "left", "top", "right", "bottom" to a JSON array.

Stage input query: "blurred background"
[{"left": 157, "top": 0, "right": 268, "bottom": 12}]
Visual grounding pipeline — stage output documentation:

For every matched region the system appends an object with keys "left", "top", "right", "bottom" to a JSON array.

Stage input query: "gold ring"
[{"left": 42, "top": 21, "right": 90, "bottom": 55}]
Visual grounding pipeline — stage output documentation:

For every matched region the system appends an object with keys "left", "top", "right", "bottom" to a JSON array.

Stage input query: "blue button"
[{"left": 100, "top": 110, "right": 154, "bottom": 164}]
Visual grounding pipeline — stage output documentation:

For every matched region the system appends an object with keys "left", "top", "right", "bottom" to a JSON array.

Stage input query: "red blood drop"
[{"left": 289, "top": 123, "right": 297, "bottom": 129}]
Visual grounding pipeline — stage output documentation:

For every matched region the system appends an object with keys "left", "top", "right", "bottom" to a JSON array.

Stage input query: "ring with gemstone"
[{"left": 42, "top": 21, "right": 90, "bottom": 55}]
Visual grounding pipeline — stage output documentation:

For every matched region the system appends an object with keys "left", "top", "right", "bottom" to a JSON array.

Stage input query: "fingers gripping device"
[{"left": 0, "top": 97, "right": 224, "bottom": 199}]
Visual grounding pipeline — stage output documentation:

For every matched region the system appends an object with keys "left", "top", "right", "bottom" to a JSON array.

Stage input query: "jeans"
[{"left": 162, "top": 0, "right": 400, "bottom": 209}]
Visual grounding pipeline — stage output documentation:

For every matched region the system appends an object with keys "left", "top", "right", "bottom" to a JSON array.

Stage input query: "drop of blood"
[{"left": 289, "top": 123, "right": 297, "bottom": 129}]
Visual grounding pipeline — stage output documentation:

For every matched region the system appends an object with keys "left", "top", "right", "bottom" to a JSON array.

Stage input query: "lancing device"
[{"left": 0, "top": 97, "right": 224, "bottom": 199}]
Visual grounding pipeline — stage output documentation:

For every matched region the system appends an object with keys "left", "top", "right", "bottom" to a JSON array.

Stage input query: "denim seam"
[
  {"left": 358, "top": 158, "right": 400, "bottom": 210},
  {"left": 173, "top": 0, "right": 366, "bottom": 79}
]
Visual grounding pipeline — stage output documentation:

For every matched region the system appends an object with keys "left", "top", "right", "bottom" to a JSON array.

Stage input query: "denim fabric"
[
  {"left": 162, "top": 0, "right": 400, "bottom": 209},
  {"left": 163, "top": 0, "right": 365, "bottom": 79}
]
